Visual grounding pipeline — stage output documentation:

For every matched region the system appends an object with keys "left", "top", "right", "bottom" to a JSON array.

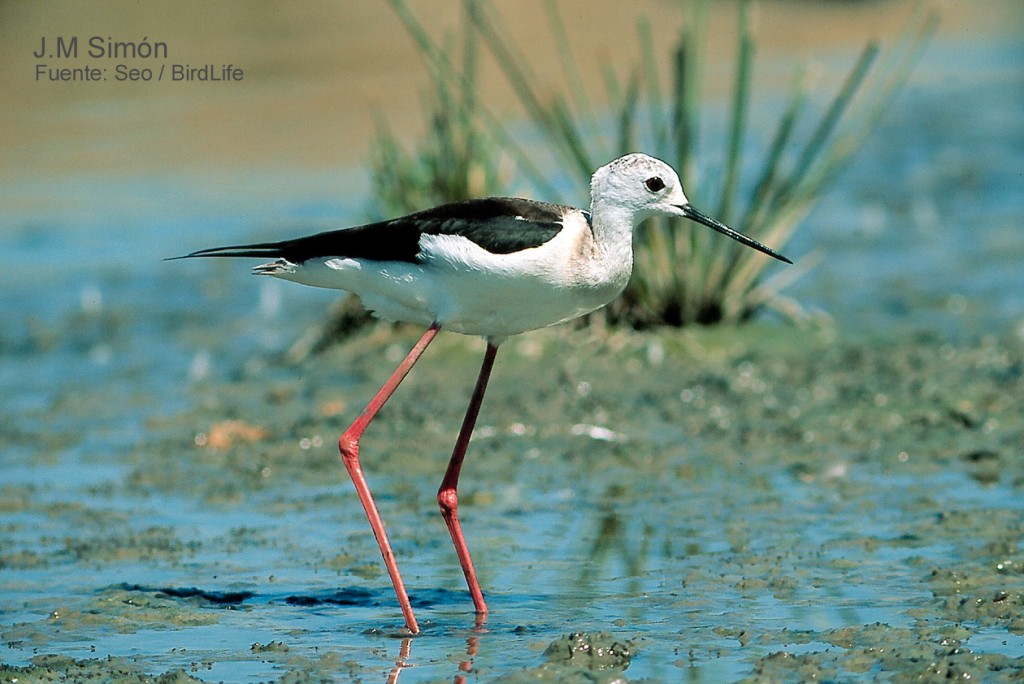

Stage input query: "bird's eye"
[{"left": 644, "top": 176, "right": 665, "bottom": 192}]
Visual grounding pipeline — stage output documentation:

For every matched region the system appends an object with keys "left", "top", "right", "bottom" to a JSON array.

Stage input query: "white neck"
[{"left": 585, "top": 197, "right": 636, "bottom": 292}]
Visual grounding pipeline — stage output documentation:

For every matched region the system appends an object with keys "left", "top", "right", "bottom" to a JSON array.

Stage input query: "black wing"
[{"left": 169, "top": 197, "right": 574, "bottom": 264}]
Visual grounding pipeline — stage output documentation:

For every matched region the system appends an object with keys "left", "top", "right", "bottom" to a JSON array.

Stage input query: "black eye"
[{"left": 645, "top": 176, "right": 665, "bottom": 192}]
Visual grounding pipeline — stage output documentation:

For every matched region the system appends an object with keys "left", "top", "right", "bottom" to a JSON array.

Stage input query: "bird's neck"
[
  {"left": 586, "top": 200, "right": 636, "bottom": 284},
  {"left": 589, "top": 199, "right": 637, "bottom": 250}
]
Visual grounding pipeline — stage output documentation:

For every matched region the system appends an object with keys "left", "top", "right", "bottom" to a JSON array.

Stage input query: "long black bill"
[{"left": 679, "top": 204, "right": 792, "bottom": 264}]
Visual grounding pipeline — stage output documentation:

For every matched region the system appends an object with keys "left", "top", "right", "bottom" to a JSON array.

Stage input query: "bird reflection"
[
  {"left": 385, "top": 613, "right": 486, "bottom": 683},
  {"left": 579, "top": 484, "right": 649, "bottom": 596}
]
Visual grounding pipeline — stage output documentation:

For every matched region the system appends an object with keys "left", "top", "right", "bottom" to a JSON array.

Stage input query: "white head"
[
  {"left": 590, "top": 153, "right": 689, "bottom": 224},
  {"left": 590, "top": 153, "right": 791, "bottom": 263}
]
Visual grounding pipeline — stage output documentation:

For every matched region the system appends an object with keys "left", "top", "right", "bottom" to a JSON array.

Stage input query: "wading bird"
[{"left": 173, "top": 153, "right": 791, "bottom": 633}]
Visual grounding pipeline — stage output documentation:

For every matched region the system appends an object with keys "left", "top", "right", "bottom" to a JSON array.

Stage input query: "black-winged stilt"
[{"left": 173, "top": 153, "right": 790, "bottom": 633}]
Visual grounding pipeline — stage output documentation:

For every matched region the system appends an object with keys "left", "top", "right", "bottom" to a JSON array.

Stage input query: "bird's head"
[{"left": 591, "top": 153, "right": 792, "bottom": 264}]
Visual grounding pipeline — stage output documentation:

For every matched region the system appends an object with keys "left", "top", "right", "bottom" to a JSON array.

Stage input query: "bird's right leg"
[{"left": 339, "top": 323, "right": 441, "bottom": 634}]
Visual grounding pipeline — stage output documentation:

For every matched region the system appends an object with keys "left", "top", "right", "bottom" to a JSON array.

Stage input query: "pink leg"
[
  {"left": 339, "top": 324, "right": 441, "bottom": 634},
  {"left": 437, "top": 342, "right": 499, "bottom": 617}
]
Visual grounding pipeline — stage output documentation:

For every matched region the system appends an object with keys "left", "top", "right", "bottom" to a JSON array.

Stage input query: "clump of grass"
[
  {"left": 375, "top": 0, "right": 936, "bottom": 328},
  {"left": 368, "top": 3, "right": 508, "bottom": 217}
]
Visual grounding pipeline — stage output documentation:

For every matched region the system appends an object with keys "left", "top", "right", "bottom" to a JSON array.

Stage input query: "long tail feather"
[{"left": 164, "top": 241, "right": 288, "bottom": 261}]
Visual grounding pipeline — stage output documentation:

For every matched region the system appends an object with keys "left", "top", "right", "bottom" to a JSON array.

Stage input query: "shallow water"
[
  {"left": 3, "top": 13, "right": 1024, "bottom": 684},
  {"left": 4, "top": 325, "right": 1024, "bottom": 681}
]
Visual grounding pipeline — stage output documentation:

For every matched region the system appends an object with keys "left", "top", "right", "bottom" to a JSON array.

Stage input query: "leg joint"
[
  {"left": 437, "top": 487, "right": 459, "bottom": 516},
  {"left": 338, "top": 431, "right": 360, "bottom": 465}
]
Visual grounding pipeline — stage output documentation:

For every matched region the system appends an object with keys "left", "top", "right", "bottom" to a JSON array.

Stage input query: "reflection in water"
[
  {"left": 387, "top": 615, "right": 485, "bottom": 683},
  {"left": 386, "top": 638, "right": 411, "bottom": 684},
  {"left": 578, "top": 484, "right": 651, "bottom": 603},
  {"left": 454, "top": 635, "right": 480, "bottom": 684}
]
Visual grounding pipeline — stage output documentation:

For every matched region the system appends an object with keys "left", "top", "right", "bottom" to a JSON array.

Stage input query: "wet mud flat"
[{"left": 2, "top": 320, "right": 1023, "bottom": 682}]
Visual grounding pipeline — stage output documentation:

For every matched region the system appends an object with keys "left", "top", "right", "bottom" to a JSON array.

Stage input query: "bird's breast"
[{"left": 429, "top": 214, "right": 632, "bottom": 336}]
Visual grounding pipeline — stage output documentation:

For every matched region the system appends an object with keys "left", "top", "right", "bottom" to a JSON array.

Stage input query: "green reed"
[{"left": 374, "top": 0, "right": 936, "bottom": 327}]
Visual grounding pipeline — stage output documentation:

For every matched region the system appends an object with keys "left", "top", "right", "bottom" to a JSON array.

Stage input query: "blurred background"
[
  {"left": 2, "top": 0, "right": 1022, "bottom": 339},
  {"left": 2, "top": 1, "right": 1019, "bottom": 224}
]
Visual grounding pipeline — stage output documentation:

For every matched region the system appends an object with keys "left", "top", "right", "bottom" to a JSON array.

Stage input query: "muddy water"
[
  {"left": 3, "top": 3, "right": 1024, "bottom": 683},
  {"left": 3, "top": 322, "right": 1024, "bottom": 681}
]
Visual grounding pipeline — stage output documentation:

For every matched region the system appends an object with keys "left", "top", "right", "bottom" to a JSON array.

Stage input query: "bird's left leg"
[
  {"left": 437, "top": 341, "right": 499, "bottom": 616},
  {"left": 340, "top": 323, "right": 441, "bottom": 634}
]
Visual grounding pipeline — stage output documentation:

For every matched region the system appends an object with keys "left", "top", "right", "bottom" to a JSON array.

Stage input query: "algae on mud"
[{"left": 3, "top": 321, "right": 1024, "bottom": 680}]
